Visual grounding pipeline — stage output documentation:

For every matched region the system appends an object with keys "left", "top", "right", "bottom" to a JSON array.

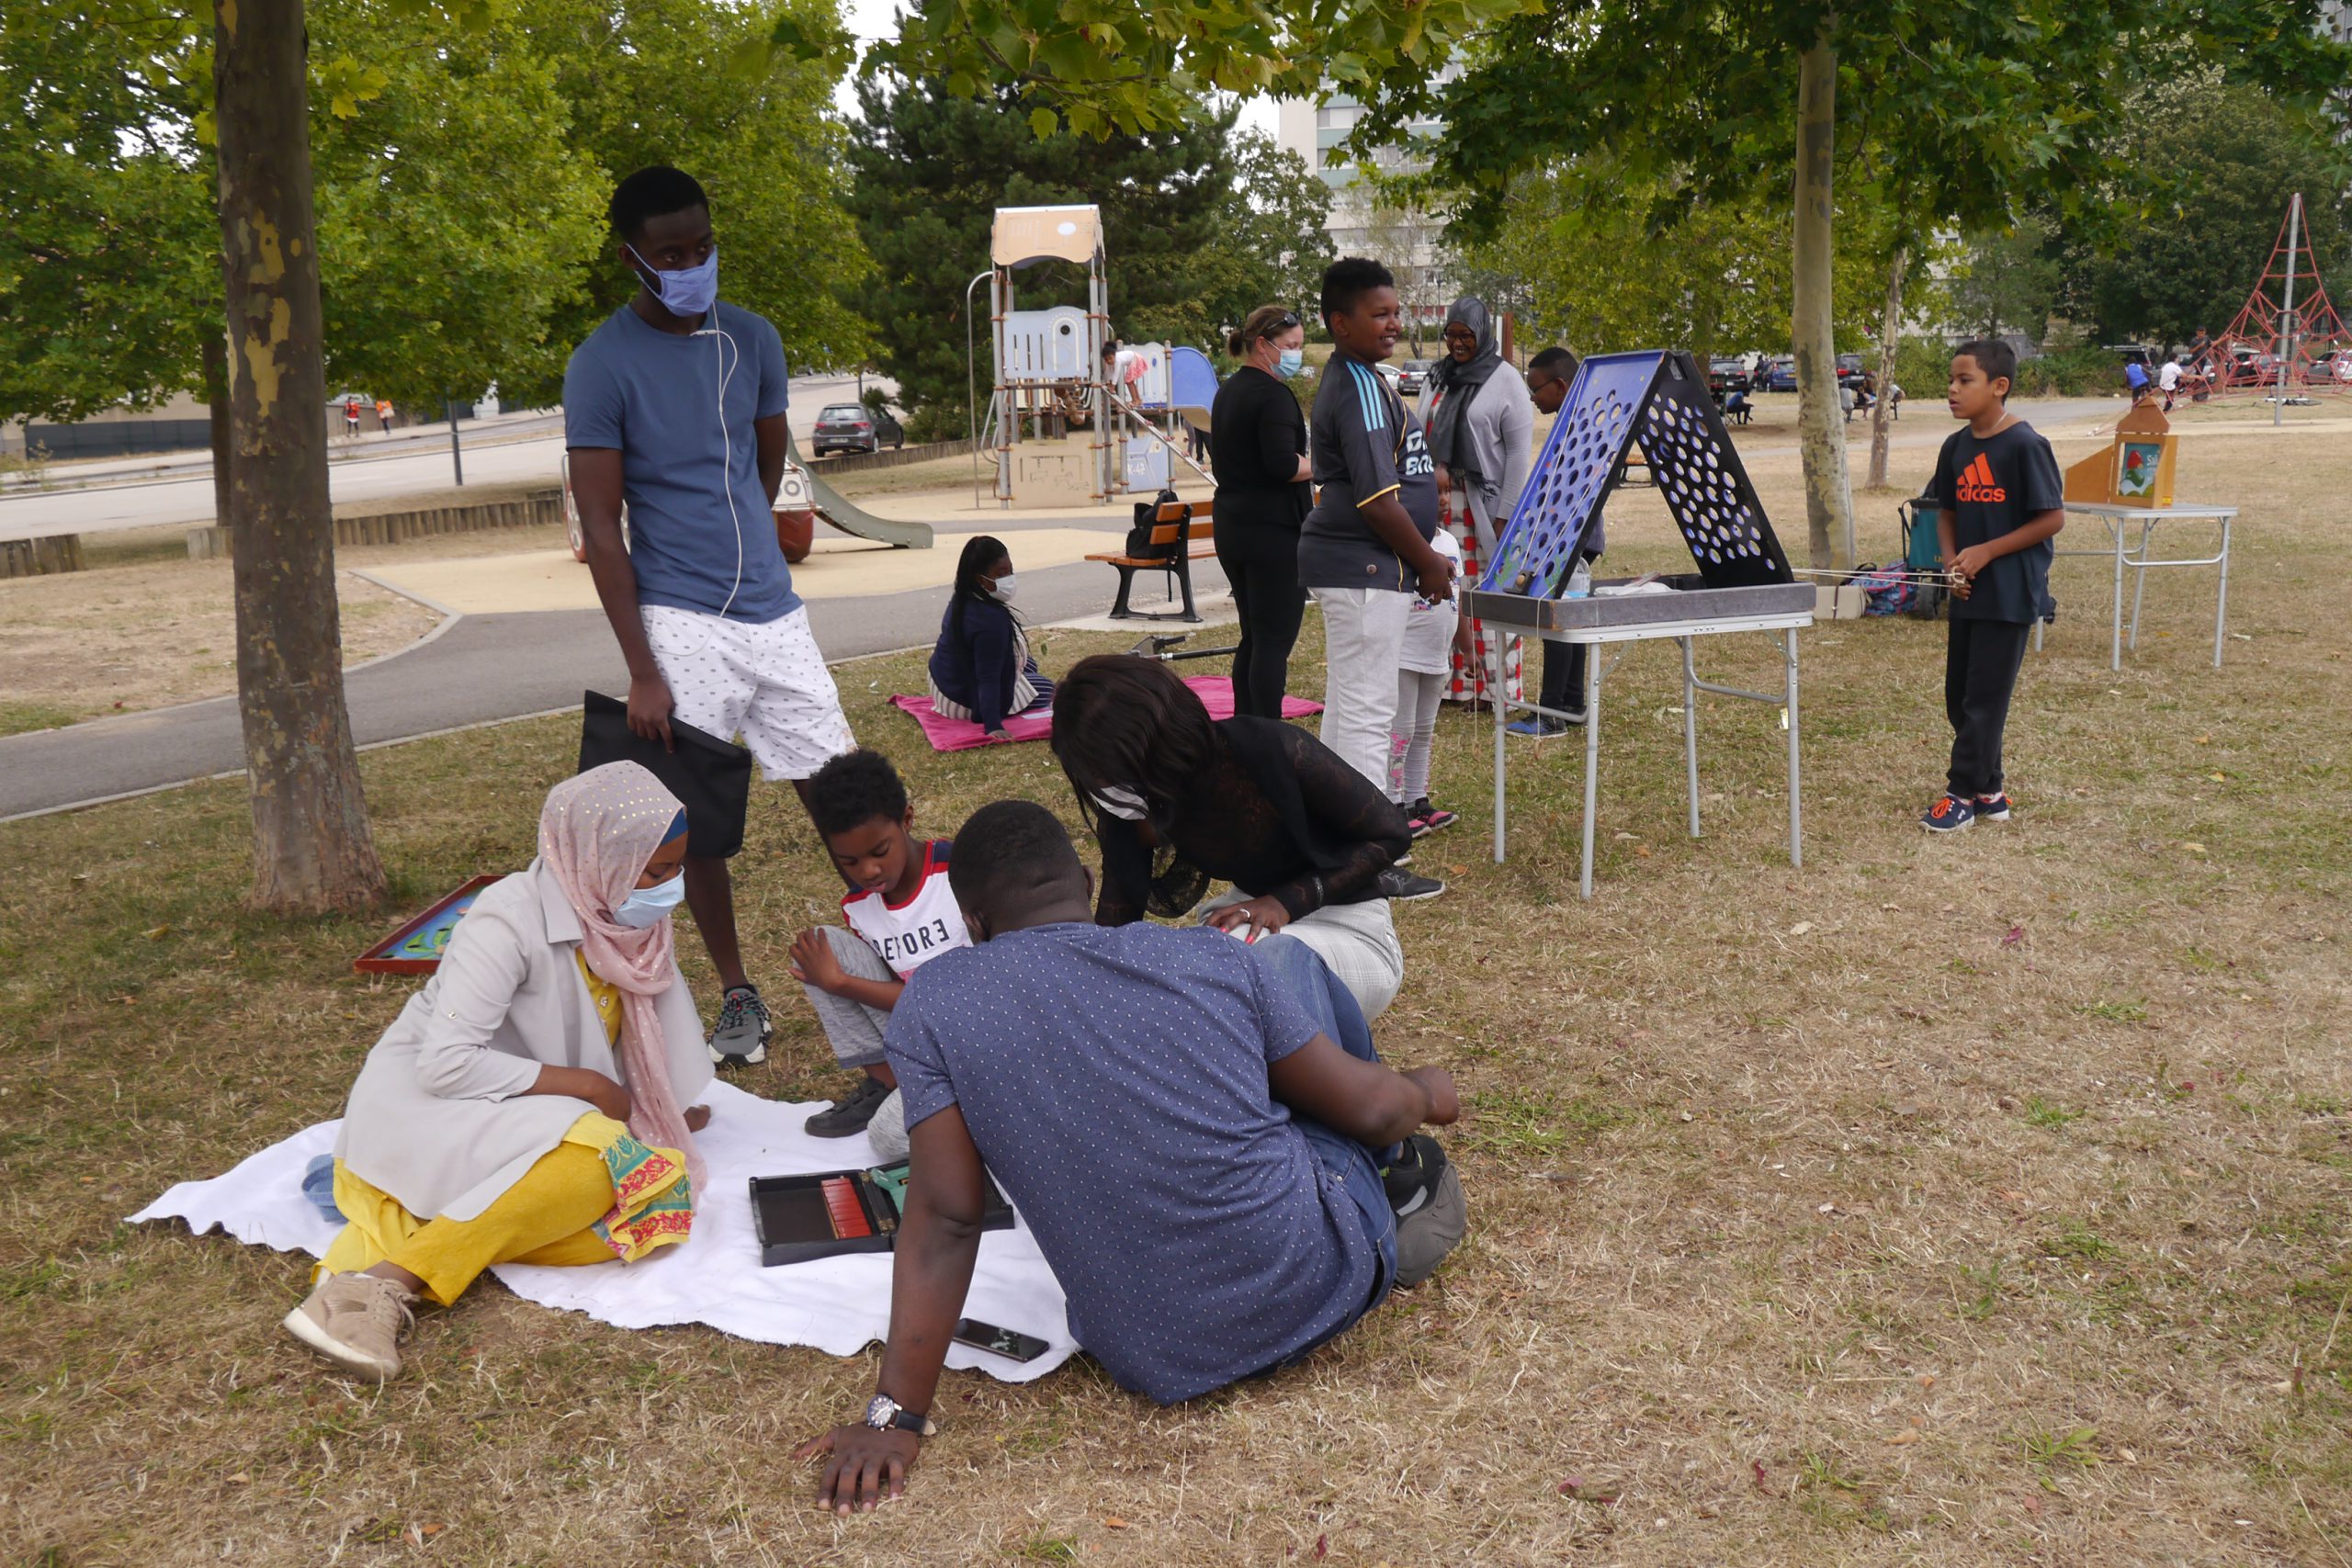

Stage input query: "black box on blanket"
[{"left": 751, "top": 1161, "right": 1014, "bottom": 1268}]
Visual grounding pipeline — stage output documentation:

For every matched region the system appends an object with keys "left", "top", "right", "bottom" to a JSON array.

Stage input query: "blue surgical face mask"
[
  {"left": 627, "top": 243, "right": 718, "bottom": 319},
  {"left": 613, "top": 869, "right": 686, "bottom": 929},
  {"left": 1276, "top": 347, "right": 1304, "bottom": 378}
]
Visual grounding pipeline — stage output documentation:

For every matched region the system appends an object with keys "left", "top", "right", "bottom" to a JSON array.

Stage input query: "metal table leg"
[
  {"left": 2212, "top": 514, "right": 2232, "bottom": 669},
  {"left": 1492, "top": 666, "right": 1508, "bottom": 864},
  {"left": 1580, "top": 639, "right": 1601, "bottom": 899},
  {"left": 1784, "top": 626, "right": 1803, "bottom": 869},
  {"left": 1680, "top": 637, "right": 1701, "bottom": 839},
  {"left": 2128, "top": 519, "right": 2154, "bottom": 652},
  {"left": 2109, "top": 517, "right": 2126, "bottom": 671}
]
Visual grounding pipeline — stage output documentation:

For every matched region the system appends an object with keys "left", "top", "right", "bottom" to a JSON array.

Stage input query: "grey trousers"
[
  {"left": 1198, "top": 888, "right": 1405, "bottom": 1023},
  {"left": 803, "top": 927, "right": 910, "bottom": 1162}
]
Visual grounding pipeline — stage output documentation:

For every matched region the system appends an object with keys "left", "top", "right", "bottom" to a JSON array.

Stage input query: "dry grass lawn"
[{"left": 2, "top": 417, "right": 2348, "bottom": 1565}]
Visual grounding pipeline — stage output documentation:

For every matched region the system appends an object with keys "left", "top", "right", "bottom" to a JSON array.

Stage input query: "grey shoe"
[
  {"left": 1376, "top": 866, "right": 1446, "bottom": 902},
  {"left": 707, "top": 985, "right": 772, "bottom": 1066},
  {"left": 1385, "top": 1134, "right": 1467, "bottom": 1288},
  {"left": 283, "top": 1271, "right": 416, "bottom": 1382},
  {"left": 805, "top": 1073, "right": 893, "bottom": 1138}
]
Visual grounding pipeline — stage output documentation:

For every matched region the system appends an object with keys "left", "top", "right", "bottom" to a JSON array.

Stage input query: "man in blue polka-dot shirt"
[{"left": 797, "top": 800, "right": 1466, "bottom": 1515}]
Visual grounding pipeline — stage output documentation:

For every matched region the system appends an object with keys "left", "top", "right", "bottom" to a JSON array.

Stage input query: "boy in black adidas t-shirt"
[{"left": 1917, "top": 338, "right": 2065, "bottom": 833}]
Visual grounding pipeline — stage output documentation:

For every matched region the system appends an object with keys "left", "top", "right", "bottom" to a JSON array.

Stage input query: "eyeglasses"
[{"left": 1269, "top": 312, "right": 1300, "bottom": 332}]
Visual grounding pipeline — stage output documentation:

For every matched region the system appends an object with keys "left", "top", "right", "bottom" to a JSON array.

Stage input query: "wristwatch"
[{"left": 863, "top": 1393, "right": 936, "bottom": 1438}]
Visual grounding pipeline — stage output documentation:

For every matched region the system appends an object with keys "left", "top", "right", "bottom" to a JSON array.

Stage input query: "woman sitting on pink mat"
[{"left": 926, "top": 535, "right": 1053, "bottom": 743}]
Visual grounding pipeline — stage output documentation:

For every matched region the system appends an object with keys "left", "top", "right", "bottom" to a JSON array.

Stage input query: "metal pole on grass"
[
  {"left": 2277, "top": 192, "right": 2301, "bottom": 429},
  {"left": 446, "top": 393, "right": 465, "bottom": 486}
]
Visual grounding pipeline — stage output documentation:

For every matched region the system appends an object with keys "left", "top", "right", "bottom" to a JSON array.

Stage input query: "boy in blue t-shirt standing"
[
  {"left": 565, "top": 165, "right": 855, "bottom": 1066},
  {"left": 1918, "top": 338, "right": 2066, "bottom": 833}
]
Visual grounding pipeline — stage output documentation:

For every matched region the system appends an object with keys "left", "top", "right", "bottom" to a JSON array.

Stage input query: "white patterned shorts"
[{"left": 639, "top": 604, "right": 854, "bottom": 782}]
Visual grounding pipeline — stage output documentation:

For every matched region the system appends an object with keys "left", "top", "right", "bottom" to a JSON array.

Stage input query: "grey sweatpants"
[
  {"left": 803, "top": 926, "right": 895, "bottom": 1069},
  {"left": 801, "top": 927, "right": 910, "bottom": 1163}
]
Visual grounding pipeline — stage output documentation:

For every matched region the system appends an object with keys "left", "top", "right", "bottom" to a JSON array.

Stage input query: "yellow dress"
[{"left": 318, "top": 953, "right": 693, "bottom": 1305}]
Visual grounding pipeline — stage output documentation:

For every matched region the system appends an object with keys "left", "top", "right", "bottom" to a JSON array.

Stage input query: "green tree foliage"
[
  {"left": 0, "top": 0, "right": 216, "bottom": 422},
  {"left": 2, "top": 0, "right": 865, "bottom": 423},
  {"left": 841, "top": 77, "right": 1328, "bottom": 431},
  {"left": 308, "top": 1, "right": 605, "bottom": 407},
  {"left": 1462, "top": 160, "right": 1900, "bottom": 366},
  {"left": 2057, "top": 80, "right": 2352, "bottom": 345},
  {"left": 1946, "top": 217, "right": 2067, "bottom": 343},
  {"left": 503, "top": 0, "right": 872, "bottom": 401}
]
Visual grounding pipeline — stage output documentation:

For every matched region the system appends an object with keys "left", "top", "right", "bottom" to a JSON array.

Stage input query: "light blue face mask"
[
  {"left": 1276, "top": 347, "right": 1304, "bottom": 378},
  {"left": 627, "top": 243, "right": 718, "bottom": 319},
  {"left": 613, "top": 870, "right": 686, "bottom": 929}
]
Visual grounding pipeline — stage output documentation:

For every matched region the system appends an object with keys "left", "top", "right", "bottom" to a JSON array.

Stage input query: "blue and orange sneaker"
[
  {"left": 1974, "top": 791, "right": 2012, "bottom": 821},
  {"left": 1920, "top": 794, "right": 1975, "bottom": 833}
]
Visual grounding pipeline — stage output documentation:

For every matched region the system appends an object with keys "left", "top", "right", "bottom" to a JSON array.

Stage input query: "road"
[
  {"left": 0, "top": 372, "right": 886, "bottom": 543},
  {"left": 0, "top": 529, "right": 1232, "bottom": 821}
]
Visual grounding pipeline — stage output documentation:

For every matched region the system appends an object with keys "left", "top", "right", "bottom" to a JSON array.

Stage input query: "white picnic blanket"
[{"left": 130, "top": 1080, "right": 1076, "bottom": 1382}]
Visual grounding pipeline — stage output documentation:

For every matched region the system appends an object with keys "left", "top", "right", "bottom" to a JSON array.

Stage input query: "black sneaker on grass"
[
  {"left": 706, "top": 984, "right": 773, "bottom": 1066},
  {"left": 1376, "top": 865, "right": 1446, "bottom": 902},
  {"left": 1380, "top": 1134, "right": 1467, "bottom": 1287},
  {"left": 805, "top": 1073, "right": 893, "bottom": 1138},
  {"left": 1974, "top": 791, "right": 2012, "bottom": 821}
]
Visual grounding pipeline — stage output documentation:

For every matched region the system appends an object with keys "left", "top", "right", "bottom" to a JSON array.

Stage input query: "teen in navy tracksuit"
[
  {"left": 1918, "top": 338, "right": 2065, "bottom": 834},
  {"left": 927, "top": 535, "right": 1052, "bottom": 740}
]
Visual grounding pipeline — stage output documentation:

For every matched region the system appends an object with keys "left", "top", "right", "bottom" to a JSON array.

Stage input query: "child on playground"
[
  {"left": 1919, "top": 338, "right": 2065, "bottom": 834},
  {"left": 788, "top": 750, "right": 969, "bottom": 1155},
  {"left": 1389, "top": 526, "right": 1463, "bottom": 836}
]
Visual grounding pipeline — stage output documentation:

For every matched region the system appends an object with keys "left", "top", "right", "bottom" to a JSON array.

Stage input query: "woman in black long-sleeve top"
[{"left": 1210, "top": 305, "right": 1313, "bottom": 718}]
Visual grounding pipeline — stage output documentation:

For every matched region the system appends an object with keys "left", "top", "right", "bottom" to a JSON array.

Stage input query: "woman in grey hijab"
[{"left": 1421, "top": 296, "right": 1534, "bottom": 708}]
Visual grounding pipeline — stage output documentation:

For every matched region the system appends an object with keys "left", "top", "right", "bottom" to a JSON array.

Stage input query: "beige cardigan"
[{"left": 334, "top": 859, "right": 713, "bottom": 1222}]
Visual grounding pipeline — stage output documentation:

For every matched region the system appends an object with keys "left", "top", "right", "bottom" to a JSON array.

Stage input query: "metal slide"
[{"left": 786, "top": 429, "right": 934, "bottom": 549}]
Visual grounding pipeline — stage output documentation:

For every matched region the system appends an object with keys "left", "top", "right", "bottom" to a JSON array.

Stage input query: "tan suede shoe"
[{"left": 282, "top": 1272, "right": 416, "bottom": 1382}]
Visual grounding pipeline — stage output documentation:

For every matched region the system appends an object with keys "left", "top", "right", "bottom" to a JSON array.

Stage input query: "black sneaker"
[
  {"left": 1381, "top": 1133, "right": 1449, "bottom": 1216},
  {"left": 1382, "top": 1134, "right": 1467, "bottom": 1287},
  {"left": 1376, "top": 865, "right": 1446, "bottom": 902},
  {"left": 706, "top": 985, "right": 772, "bottom": 1066},
  {"left": 1974, "top": 791, "right": 2012, "bottom": 821},
  {"left": 805, "top": 1074, "right": 892, "bottom": 1138}
]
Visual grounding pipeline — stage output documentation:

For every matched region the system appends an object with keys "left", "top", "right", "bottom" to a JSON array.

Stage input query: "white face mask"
[
  {"left": 990, "top": 572, "right": 1019, "bottom": 604},
  {"left": 1091, "top": 785, "right": 1148, "bottom": 821}
]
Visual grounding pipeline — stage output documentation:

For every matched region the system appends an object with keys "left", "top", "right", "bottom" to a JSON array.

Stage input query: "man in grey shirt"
[{"left": 1298, "top": 258, "right": 1453, "bottom": 901}]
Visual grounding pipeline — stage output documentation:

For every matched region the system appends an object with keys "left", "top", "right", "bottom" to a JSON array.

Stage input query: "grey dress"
[{"left": 333, "top": 859, "right": 713, "bottom": 1222}]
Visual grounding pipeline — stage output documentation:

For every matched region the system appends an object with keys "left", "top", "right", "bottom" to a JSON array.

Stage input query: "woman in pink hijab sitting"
[{"left": 284, "top": 762, "right": 716, "bottom": 1383}]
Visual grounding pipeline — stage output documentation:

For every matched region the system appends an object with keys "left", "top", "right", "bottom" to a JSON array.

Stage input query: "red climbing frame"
[{"left": 2205, "top": 193, "right": 2351, "bottom": 397}]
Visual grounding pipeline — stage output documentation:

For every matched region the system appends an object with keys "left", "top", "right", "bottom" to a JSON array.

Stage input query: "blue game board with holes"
[{"left": 1484, "top": 351, "right": 1792, "bottom": 597}]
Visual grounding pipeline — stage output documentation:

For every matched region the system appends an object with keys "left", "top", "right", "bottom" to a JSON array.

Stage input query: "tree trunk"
[
  {"left": 1791, "top": 33, "right": 1856, "bottom": 569},
  {"left": 213, "top": 0, "right": 386, "bottom": 913},
  {"left": 201, "top": 331, "right": 233, "bottom": 532},
  {"left": 1866, "top": 244, "right": 1907, "bottom": 491}
]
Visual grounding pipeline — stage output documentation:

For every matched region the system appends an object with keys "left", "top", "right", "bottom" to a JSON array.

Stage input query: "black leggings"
[{"left": 1216, "top": 533, "right": 1306, "bottom": 719}]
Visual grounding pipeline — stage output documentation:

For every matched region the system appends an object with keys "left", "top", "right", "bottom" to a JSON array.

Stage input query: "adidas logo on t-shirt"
[{"left": 1954, "top": 452, "right": 2007, "bottom": 504}]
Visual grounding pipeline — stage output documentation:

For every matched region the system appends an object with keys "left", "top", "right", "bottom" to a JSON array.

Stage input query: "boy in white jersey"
[{"left": 789, "top": 750, "right": 971, "bottom": 1155}]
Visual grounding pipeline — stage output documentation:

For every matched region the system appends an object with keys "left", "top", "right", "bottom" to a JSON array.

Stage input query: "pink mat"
[{"left": 891, "top": 677, "right": 1321, "bottom": 752}]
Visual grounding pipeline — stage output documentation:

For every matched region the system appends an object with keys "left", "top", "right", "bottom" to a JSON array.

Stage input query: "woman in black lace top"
[{"left": 1049, "top": 656, "right": 1410, "bottom": 1021}]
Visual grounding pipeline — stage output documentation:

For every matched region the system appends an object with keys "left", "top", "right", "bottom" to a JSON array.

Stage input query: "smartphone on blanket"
[{"left": 953, "top": 1318, "right": 1051, "bottom": 1362}]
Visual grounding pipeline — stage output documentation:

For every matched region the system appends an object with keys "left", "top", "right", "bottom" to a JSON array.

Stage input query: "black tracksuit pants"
[{"left": 1945, "top": 616, "right": 2031, "bottom": 797}]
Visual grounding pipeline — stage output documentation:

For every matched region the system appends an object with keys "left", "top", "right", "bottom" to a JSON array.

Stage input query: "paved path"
[{"left": 0, "top": 535, "right": 1231, "bottom": 821}]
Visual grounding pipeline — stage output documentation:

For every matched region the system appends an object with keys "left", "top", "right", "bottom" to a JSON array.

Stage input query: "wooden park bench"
[{"left": 1085, "top": 498, "right": 1216, "bottom": 622}]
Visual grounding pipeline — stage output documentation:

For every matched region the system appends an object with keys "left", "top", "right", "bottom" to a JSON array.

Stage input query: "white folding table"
[
  {"left": 1472, "top": 583, "right": 1812, "bottom": 898},
  {"left": 2042, "top": 502, "right": 2238, "bottom": 670}
]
